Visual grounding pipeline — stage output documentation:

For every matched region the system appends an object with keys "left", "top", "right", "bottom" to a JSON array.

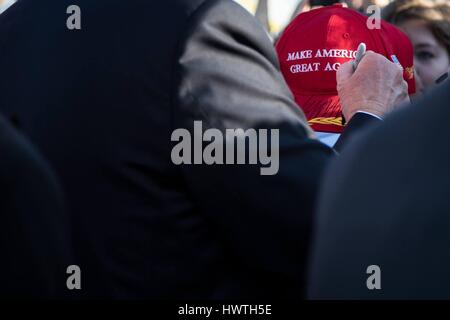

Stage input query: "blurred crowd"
[{"left": 236, "top": 0, "right": 395, "bottom": 37}]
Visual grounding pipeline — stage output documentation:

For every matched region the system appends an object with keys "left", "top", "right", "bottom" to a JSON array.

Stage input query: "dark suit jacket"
[
  {"left": 0, "top": 115, "right": 70, "bottom": 298},
  {"left": 308, "top": 81, "right": 450, "bottom": 299},
  {"left": 0, "top": 0, "right": 375, "bottom": 298}
]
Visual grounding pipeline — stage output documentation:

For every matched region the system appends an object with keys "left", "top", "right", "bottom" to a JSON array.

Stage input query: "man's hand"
[{"left": 337, "top": 51, "right": 409, "bottom": 122}]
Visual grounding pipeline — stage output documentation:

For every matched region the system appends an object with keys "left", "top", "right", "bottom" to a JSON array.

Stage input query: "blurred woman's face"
[{"left": 398, "top": 19, "right": 450, "bottom": 93}]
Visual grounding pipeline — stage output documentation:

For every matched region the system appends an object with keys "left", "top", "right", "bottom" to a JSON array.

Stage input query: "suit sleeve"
[
  {"left": 334, "top": 112, "right": 382, "bottom": 152},
  {"left": 0, "top": 115, "right": 72, "bottom": 298},
  {"left": 172, "top": 0, "right": 334, "bottom": 289}
]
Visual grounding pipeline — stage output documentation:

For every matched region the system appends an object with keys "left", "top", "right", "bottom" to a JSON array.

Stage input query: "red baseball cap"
[{"left": 276, "top": 4, "right": 415, "bottom": 133}]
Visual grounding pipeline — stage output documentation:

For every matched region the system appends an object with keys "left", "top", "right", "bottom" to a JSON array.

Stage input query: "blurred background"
[
  {"left": 0, "top": 0, "right": 16, "bottom": 14},
  {"left": 234, "top": 0, "right": 393, "bottom": 38}
]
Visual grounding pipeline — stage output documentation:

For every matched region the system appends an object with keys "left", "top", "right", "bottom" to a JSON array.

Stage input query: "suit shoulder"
[{"left": 0, "top": 117, "right": 59, "bottom": 192}]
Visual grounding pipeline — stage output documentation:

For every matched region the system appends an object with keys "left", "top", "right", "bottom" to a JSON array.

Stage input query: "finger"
[
  {"left": 358, "top": 50, "right": 390, "bottom": 67},
  {"left": 399, "top": 81, "right": 410, "bottom": 106},
  {"left": 336, "top": 60, "right": 354, "bottom": 84}
]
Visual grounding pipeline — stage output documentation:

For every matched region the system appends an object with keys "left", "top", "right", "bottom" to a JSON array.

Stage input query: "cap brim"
[{"left": 294, "top": 94, "right": 344, "bottom": 134}]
